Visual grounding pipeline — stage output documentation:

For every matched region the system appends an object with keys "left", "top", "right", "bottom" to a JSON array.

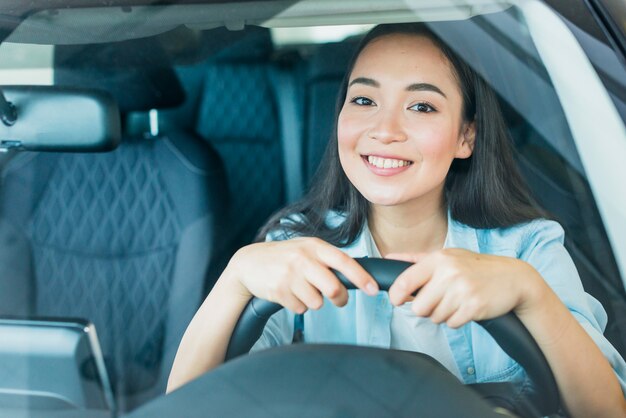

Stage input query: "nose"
[{"left": 367, "top": 107, "right": 407, "bottom": 144}]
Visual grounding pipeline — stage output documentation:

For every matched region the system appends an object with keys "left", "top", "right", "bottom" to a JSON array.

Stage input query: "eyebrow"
[{"left": 348, "top": 77, "right": 447, "bottom": 98}]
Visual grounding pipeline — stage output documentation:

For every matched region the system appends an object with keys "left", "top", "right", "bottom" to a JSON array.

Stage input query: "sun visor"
[{"left": 0, "top": 86, "right": 121, "bottom": 152}]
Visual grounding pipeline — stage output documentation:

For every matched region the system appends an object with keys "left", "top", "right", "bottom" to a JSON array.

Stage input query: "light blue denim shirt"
[{"left": 251, "top": 212, "right": 626, "bottom": 394}]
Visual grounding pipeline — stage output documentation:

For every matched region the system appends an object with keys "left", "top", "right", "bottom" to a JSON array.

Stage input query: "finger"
[
  {"left": 278, "top": 289, "right": 308, "bottom": 315},
  {"left": 385, "top": 252, "right": 429, "bottom": 264},
  {"left": 410, "top": 279, "right": 446, "bottom": 317},
  {"left": 290, "top": 279, "right": 324, "bottom": 310},
  {"left": 428, "top": 291, "right": 459, "bottom": 324},
  {"left": 388, "top": 261, "right": 433, "bottom": 306},
  {"left": 445, "top": 305, "right": 473, "bottom": 329},
  {"left": 315, "top": 243, "right": 379, "bottom": 296},
  {"left": 303, "top": 259, "right": 349, "bottom": 307}
]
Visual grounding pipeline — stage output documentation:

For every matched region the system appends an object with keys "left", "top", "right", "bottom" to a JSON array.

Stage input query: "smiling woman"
[
  {"left": 338, "top": 33, "right": 473, "bottom": 212},
  {"left": 169, "top": 22, "right": 626, "bottom": 418},
  {"left": 258, "top": 23, "right": 545, "bottom": 246}
]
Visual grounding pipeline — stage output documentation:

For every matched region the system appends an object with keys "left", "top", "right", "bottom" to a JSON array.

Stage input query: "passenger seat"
[{"left": 0, "top": 37, "right": 226, "bottom": 411}]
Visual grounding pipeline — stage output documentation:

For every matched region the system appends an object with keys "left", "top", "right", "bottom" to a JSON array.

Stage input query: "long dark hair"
[{"left": 257, "top": 22, "right": 545, "bottom": 245}]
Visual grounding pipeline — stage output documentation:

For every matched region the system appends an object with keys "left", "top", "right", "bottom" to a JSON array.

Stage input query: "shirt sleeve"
[{"left": 519, "top": 219, "right": 626, "bottom": 394}]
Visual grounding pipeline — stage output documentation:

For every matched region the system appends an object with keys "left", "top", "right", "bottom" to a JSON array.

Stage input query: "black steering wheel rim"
[{"left": 225, "top": 257, "right": 560, "bottom": 416}]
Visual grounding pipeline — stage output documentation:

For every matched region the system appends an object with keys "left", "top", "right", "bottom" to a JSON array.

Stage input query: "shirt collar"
[
  {"left": 342, "top": 208, "right": 480, "bottom": 257},
  {"left": 444, "top": 209, "right": 481, "bottom": 253}
]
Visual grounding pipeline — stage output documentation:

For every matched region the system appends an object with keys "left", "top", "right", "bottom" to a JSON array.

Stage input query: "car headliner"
[{"left": 1, "top": 0, "right": 512, "bottom": 45}]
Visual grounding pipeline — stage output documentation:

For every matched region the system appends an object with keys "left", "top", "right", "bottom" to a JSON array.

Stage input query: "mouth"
[{"left": 362, "top": 155, "right": 414, "bottom": 169}]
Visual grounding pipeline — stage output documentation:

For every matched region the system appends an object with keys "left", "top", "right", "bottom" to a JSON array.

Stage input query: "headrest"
[
  {"left": 210, "top": 26, "right": 273, "bottom": 63},
  {"left": 195, "top": 27, "right": 278, "bottom": 144},
  {"left": 307, "top": 40, "right": 358, "bottom": 82},
  {"left": 195, "top": 64, "right": 278, "bottom": 144},
  {"left": 54, "top": 37, "right": 185, "bottom": 113}
]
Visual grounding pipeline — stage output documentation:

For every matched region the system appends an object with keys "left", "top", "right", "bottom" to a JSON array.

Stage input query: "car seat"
[
  {"left": 161, "top": 27, "right": 287, "bottom": 290},
  {"left": 0, "top": 37, "right": 227, "bottom": 411}
]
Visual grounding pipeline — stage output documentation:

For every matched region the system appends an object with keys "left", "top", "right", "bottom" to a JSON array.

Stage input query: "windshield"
[{"left": 0, "top": 0, "right": 625, "bottom": 416}]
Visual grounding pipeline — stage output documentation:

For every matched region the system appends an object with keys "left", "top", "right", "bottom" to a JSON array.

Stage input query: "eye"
[
  {"left": 350, "top": 96, "right": 375, "bottom": 106},
  {"left": 409, "top": 102, "right": 436, "bottom": 113}
]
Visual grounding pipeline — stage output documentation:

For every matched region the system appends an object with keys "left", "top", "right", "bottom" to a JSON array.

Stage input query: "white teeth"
[{"left": 366, "top": 156, "right": 411, "bottom": 169}]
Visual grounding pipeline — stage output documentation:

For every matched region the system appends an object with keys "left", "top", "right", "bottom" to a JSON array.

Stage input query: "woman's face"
[{"left": 337, "top": 33, "right": 474, "bottom": 208}]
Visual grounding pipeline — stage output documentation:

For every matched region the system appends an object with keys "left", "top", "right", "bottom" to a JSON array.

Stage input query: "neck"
[{"left": 368, "top": 190, "right": 448, "bottom": 257}]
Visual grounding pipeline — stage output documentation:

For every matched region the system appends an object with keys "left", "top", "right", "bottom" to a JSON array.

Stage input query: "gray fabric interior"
[
  {"left": 187, "top": 28, "right": 285, "bottom": 288},
  {"left": 0, "top": 219, "right": 33, "bottom": 316},
  {"left": 28, "top": 143, "right": 182, "bottom": 398},
  {"left": 0, "top": 132, "right": 226, "bottom": 411},
  {"left": 196, "top": 65, "right": 278, "bottom": 143}
]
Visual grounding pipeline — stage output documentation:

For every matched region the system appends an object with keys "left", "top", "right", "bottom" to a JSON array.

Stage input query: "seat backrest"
[
  {"left": 166, "top": 27, "right": 286, "bottom": 284},
  {"left": 0, "top": 38, "right": 227, "bottom": 411}
]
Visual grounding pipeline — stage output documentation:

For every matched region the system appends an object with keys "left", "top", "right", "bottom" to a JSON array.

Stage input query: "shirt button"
[{"left": 467, "top": 367, "right": 475, "bottom": 375}]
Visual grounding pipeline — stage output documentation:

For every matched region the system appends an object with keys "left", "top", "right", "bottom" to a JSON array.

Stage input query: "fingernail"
[{"left": 366, "top": 283, "right": 378, "bottom": 296}]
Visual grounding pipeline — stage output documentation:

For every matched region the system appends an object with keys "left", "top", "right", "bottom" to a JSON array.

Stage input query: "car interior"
[{"left": 0, "top": 1, "right": 625, "bottom": 415}]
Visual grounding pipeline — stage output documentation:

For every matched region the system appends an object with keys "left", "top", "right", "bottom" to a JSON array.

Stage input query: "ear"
[{"left": 455, "top": 121, "right": 475, "bottom": 159}]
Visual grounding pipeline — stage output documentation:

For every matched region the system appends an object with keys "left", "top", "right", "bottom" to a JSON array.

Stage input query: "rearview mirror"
[{"left": 0, "top": 86, "right": 121, "bottom": 152}]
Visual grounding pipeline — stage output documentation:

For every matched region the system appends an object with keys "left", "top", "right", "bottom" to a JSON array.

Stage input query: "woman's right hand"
[
  {"left": 167, "top": 237, "right": 379, "bottom": 393},
  {"left": 224, "top": 237, "right": 379, "bottom": 313}
]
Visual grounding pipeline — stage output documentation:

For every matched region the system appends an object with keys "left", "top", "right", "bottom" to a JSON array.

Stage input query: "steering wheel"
[{"left": 225, "top": 257, "right": 561, "bottom": 418}]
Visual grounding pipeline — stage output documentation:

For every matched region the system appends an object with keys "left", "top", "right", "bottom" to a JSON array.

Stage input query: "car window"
[{"left": 0, "top": 43, "right": 53, "bottom": 85}]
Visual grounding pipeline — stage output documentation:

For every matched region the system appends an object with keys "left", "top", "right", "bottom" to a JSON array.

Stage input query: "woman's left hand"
[{"left": 387, "top": 249, "right": 547, "bottom": 328}]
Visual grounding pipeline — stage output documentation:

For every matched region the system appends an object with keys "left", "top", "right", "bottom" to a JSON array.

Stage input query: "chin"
[{"left": 359, "top": 189, "right": 408, "bottom": 207}]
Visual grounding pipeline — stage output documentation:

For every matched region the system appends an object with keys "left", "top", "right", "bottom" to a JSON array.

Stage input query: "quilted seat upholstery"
[
  {"left": 184, "top": 27, "right": 285, "bottom": 287},
  {"left": 0, "top": 131, "right": 225, "bottom": 410},
  {"left": 196, "top": 64, "right": 283, "bottom": 246},
  {"left": 0, "top": 37, "right": 227, "bottom": 411}
]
